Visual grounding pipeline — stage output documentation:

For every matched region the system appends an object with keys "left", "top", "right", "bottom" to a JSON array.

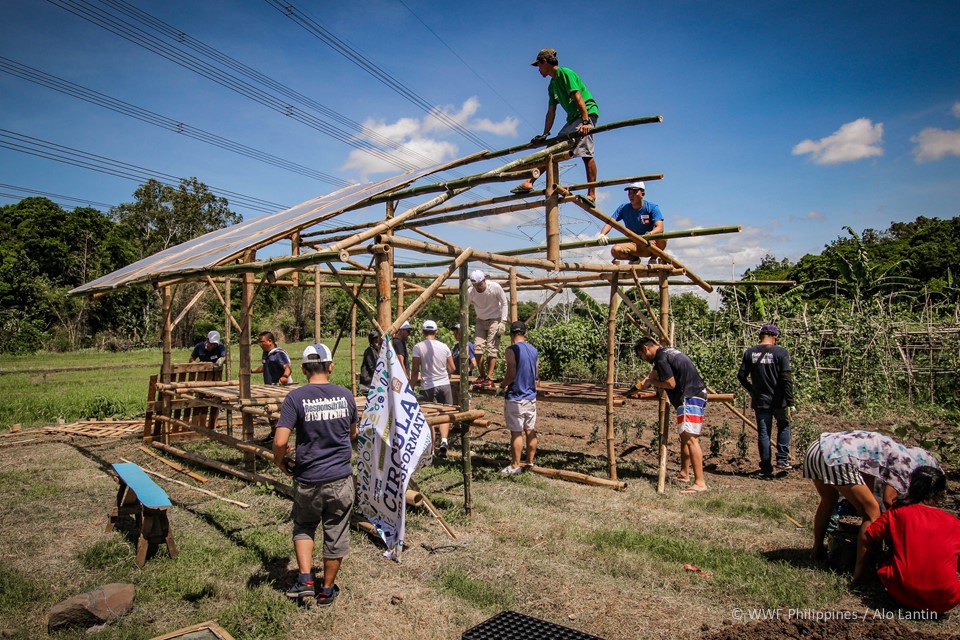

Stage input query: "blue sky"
[{"left": 2, "top": 0, "right": 959, "bottom": 300}]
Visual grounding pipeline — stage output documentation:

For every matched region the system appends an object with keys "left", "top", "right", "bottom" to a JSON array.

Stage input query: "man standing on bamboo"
[
  {"left": 597, "top": 182, "right": 667, "bottom": 264},
  {"left": 632, "top": 337, "right": 709, "bottom": 494},
  {"left": 737, "top": 323, "right": 795, "bottom": 479},
  {"left": 498, "top": 321, "right": 539, "bottom": 475},
  {"left": 512, "top": 48, "right": 599, "bottom": 207},
  {"left": 467, "top": 270, "right": 508, "bottom": 388},
  {"left": 274, "top": 343, "right": 357, "bottom": 606}
]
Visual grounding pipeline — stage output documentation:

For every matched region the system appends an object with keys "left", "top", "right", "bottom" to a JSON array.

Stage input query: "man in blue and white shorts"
[
  {"left": 632, "top": 336, "right": 709, "bottom": 494},
  {"left": 497, "top": 321, "right": 539, "bottom": 475}
]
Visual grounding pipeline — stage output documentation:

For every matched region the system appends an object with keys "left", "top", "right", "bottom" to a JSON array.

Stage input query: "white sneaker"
[{"left": 501, "top": 465, "right": 523, "bottom": 476}]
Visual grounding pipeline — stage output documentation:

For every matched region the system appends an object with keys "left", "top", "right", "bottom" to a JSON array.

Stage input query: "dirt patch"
[{"left": 701, "top": 616, "right": 959, "bottom": 640}]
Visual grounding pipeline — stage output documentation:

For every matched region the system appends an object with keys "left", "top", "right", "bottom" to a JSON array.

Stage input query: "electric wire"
[
  {"left": 0, "top": 129, "right": 287, "bottom": 215},
  {"left": 0, "top": 56, "right": 353, "bottom": 189},
  {"left": 263, "top": 0, "right": 492, "bottom": 150},
  {"left": 0, "top": 184, "right": 115, "bottom": 210}
]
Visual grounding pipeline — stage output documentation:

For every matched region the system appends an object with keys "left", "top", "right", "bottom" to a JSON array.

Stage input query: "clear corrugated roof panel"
[{"left": 70, "top": 165, "right": 444, "bottom": 294}]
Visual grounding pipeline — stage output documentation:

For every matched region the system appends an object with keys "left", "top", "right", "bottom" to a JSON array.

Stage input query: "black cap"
[{"left": 510, "top": 321, "right": 527, "bottom": 334}]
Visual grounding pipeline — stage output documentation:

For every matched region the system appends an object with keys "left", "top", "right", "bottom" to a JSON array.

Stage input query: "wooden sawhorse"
[{"left": 106, "top": 463, "right": 177, "bottom": 566}]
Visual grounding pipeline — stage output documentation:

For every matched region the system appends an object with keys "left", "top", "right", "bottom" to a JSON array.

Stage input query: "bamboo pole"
[
  {"left": 656, "top": 271, "right": 671, "bottom": 494},
  {"left": 546, "top": 157, "right": 560, "bottom": 265},
  {"left": 150, "top": 441, "right": 291, "bottom": 497},
  {"left": 606, "top": 273, "right": 620, "bottom": 480},
  {"left": 240, "top": 268, "right": 255, "bottom": 471},
  {"left": 171, "top": 284, "right": 209, "bottom": 331},
  {"left": 351, "top": 284, "right": 358, "bottom": 395},
  {"left": 615, "top": 287, "right": 663, "bottom": 337},
  {"left": 396, "top": 278, "right": 405, "bottom": 317},
  {"left": 138, "top": 445, "right": 209, "bottom": 483},
  {"left": 509, "top": 267, "right": 518, "bottom": 322},
  {"left": 527, "top": 464, "right": 627, "bottom": 490},
  {"left": 706, "top": 385, "right": 758, "bottom": 433},
  {"left": 155, "top": 415, "right": 275, "bottom": 462},
  {"left": 459, "top": 262, "right": 473, "bottom": 517},
  {"left": 385, "top": 249, "right": 473, "bottom": 336},
  {"left": 314, "top": 265, "right": 322, "bottom": 340},
  {"left": 121, "top": 458, "right": 247, "bottom": 507},
  {"left": 409, "top": 480, "right": 458, "bottom": 540}
]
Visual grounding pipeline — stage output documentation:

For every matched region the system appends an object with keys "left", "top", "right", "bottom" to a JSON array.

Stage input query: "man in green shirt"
[{"left": 512, "top": 48, "right": 600, "bottom": 205}]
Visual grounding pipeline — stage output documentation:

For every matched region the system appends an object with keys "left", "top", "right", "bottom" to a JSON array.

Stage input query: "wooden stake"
[{"left": 139, "top": 445, "right": 209, "bottom": 483}]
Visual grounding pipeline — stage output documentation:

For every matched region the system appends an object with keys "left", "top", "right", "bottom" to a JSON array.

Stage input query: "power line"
[
  {"left": 394, "top": 0, "right": 533, "bottom": 132},
  {"left": 0, "top": 56, "right": 354, "bottom": 189},
  {"left": 45, "top": 0, "right": 437, "bottom": 173},
  {"left": 262, "top": 0, "right": 493, "bottom": 150},
  {"left": 0, "top": 129, "right": 287, "bottom": 215},
  {"left": 0, "top": 184, "right": 115, "bottom": 210}
]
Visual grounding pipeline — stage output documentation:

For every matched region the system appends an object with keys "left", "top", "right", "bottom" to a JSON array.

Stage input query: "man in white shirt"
[
  {"left": 410, "top": 320, "right": 456, "bottom": 456},
  {"left": 466, "top": 270, "right": 508, "bottom": 388}
]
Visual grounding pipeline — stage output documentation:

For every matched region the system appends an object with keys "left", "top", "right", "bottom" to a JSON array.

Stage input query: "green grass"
[
  {"left": 0, "top": 342, "right": 358, "bottom": 429},
  {"left": 435, "top": 567, "right": 515, "bottom": 612},
  {"left": 0, "top": 566, "right": 43, "bottom": 628},
  {"left": 77, "top": 537, "right": 135, "bottom": 573},
  {"left": 586, "top": 527, "right": 846, "bottom": 609},
  {"left": 218, "top": 586, "right": 293, "bottom": 640},
  {"left": 686, "top": 491, "right": 806, "bottom": 522}
]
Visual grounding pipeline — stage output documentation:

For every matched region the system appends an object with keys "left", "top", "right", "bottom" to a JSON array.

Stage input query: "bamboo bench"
[{"left": 106, "top": 463, "right": 177, "bottom": 566}]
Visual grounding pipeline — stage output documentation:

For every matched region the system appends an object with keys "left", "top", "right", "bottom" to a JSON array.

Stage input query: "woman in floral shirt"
[{"left": 802, "top": 430, "right": 939, "bottom": 581}]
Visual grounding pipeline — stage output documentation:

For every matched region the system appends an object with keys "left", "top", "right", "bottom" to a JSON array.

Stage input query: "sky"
[{"left": 2, "top": 0, "right": 959, "bottom": 305}]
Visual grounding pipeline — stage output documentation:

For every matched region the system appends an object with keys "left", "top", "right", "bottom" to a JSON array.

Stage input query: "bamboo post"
[
  {"left": 509, "top": 267, "right": 518, "bottom": 322},
  {"left": 151, "top": 441, "right": 291, "bottom": 497},
  {"left": 290, "top": 232, "right": 300, "bottom": 287},
  {"left": 397, "top": 278, "right": 405, "bottom": 317},
  {"left": 171, "top": 284, "right": 209, "bottom": 331},
  {"left": 656, "top": 271, "right": 671, "bottom": 493},
  {"left": 350, "top": 285, "right": 358, "bottom": 396},
  {"left": 159, "top": 285, "right": 174, "bottom": 443},
  {"left": 606, "top": 273, "right": 620, "bottom": 480},
  {"left": 545, "top": 157, "right": 560, "bottom": 265},
  {"left": 385, "top": 249, "right": 474, "bottom": 336},
  {"left": 459, "top": 261, "right": 473, "bottom": 517},
  {"left": 240, "top": 267, "right": 255, "bottom": 471},
  {"left": 314, "top": 265, "right": 322, "bottom": 340}
]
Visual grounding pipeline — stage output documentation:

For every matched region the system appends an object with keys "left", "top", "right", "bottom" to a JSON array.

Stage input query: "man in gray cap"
[
  {"left": 737, "top": 323, "right": 795, "bottom": 479},
  {"left": 598, "top": 181, "right": 666, "bottom": 263},
  {"left": 512, "top": 48, "right": 600, "bottom": 207}
]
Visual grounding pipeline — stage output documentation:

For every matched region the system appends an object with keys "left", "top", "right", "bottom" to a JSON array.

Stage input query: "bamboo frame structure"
[{"left": 71, "top": 115, "right": 783, "bottom": 502}]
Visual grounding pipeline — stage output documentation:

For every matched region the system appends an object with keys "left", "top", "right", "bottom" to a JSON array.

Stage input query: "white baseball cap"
[
  {"left": 399, "top": 321, "right": 412, "bottom": 331},
  {"left": 422, "top": 320, "right": 438, "bottom": 331},
  {"left": 207, "top": 330, "right": 221, "bottom": 344},
  {"left": 624, "top": 181, "right": 646, "bottom": 191},
  {"left": 302, "top": 343, "right": 333, "bottom": 363},
  {"left": 470, "top": 269, "right": 486, "bottom": 283}
]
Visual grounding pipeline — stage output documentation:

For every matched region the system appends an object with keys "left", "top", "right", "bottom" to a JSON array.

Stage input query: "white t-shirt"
[
  {"left": 412, "top": 339, "right": 452, "bottom": 390},
  {"left": 468, "top": 280, "right": 507, "bottom": 321}
]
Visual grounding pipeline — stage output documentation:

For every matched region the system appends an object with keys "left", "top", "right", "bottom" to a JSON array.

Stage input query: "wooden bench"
[{"left": 106, "top": 463, "right": 177, "bottom": 566}]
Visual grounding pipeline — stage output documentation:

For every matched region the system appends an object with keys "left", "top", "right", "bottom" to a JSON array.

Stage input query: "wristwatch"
[{"left": 581, "top": 119, "right": 591, "bottom": 126}]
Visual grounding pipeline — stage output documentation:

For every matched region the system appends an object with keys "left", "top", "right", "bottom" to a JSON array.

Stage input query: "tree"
[{"left": 112, "top": 178, "right": 240, "bottom": 259}]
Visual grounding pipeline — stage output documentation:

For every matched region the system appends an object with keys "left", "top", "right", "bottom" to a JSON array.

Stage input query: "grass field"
[{"left": 0, "top": 349, "right": 956, "bottom": 639}]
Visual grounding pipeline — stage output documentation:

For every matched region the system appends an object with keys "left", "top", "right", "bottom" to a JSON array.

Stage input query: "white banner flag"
[{"left": 355, "top": 337, "right": 433, "bottom": 561}]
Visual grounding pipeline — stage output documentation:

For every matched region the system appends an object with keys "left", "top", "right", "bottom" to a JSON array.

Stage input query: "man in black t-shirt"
[
  {"left": 274, "top": 343, "right": 358, "bottom": 606},
  {"left": 737, "top": 323, "right": 795, "bottom": 478},
  {"left": 632, "top": 337, "right": 709, "bottom": 494},
  {"left": 392, "top": 321, "right": 412, "bottom": 376}
]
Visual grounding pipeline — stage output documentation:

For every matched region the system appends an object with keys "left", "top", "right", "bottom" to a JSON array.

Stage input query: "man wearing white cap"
[
  {"left": 597, "top": 182, "right": 667, "bottom": 263},
  {"left": 411, "top": 320, "right": 457, "bottom": 456},
  {"left": 274, "top": 343, "right": 357, "bottom": 606},
  {"left": 467, "top": 270, "right": 508, "bottom": 388},
  {"left": 391, "top": 321, "right": 413, "bottom": 376},
  {"left": 189, "top": 330, "right": 226, "bottom": 363}
]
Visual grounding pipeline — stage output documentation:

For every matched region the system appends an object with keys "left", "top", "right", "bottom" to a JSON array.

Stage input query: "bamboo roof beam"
[{"left": 386, "top": 249, "right": 474, "bottom": 336}]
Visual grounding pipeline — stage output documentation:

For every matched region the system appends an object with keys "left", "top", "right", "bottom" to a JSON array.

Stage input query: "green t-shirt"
[{"left": 548, "top": 67, "right": 599, "bottom": 124}]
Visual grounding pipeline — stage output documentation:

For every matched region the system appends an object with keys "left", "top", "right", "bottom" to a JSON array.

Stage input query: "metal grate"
[{"left": 462, "top": 611, "right": 605, "bottom": 640}]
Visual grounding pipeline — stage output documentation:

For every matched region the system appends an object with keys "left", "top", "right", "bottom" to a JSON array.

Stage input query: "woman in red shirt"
[{"left": 864, "top": 466, "right": 960, "bottom": 614}]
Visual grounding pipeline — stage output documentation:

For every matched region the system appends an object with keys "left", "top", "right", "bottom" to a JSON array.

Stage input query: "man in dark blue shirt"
[
  {"left": 189, "top": 330, "right": 225, "bottom": 363},
  {"left": 274, "top": 343, "right": 357, "bottom": 606},
  {"left": 498, "top": 321, "right": 539, "bottom": 475},
  {"left": 633, "top": 336, "right": 708, "bottom": 494},
  {"left": 737, "top": 323, "right": 795, "bottom": 478}
]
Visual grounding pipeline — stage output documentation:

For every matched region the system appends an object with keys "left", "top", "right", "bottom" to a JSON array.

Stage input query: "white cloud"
[
  {"left": 952, "top": 101, "right": 960, "bottom": 118},
  {"left": 792, "top": 118, "right": 884, "bottom": 164},
  {"left": 342, "top": 97, "right": 518, "bottom": 177},
  {"left": 789, "top": 210, "right": 825, "bottom": 222},
  {"left": 911, "top": 127, "right": 960, "bottom": 162}
]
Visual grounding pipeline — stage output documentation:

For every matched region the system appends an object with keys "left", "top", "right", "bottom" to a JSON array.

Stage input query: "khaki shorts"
[
  {"left": 558, "top": 114, "right": 598, "bottom": 158},
  {"left": 291, "top": 475, "right": 354, "bottom": 558},
  {"left": 505, "top": 399, "right": 537, "bottom": 433},
  {"left": 474, "top": 318, "right": 503, "bottom": 358}
]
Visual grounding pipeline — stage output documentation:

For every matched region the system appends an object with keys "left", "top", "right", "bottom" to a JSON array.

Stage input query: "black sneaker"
[
  {"left": 437, "top": 442, "right": 448, "bottom": 458},
  {"left": 750, "top": 470, "right": 774, "bottom": 480},
  {"left": 316, "top": 584, "right": 340, "bottom": 607},
  {"left": 285, "top": 580, "right": 315, "bottom": 599},
  {"left": 776, "top": 462, "right": 794, "bottom": 471}
]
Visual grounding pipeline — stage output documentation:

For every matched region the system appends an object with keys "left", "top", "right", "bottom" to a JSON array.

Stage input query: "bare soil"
[{"left": 1, "top": 397, "right": 958, "bottom": 640}]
